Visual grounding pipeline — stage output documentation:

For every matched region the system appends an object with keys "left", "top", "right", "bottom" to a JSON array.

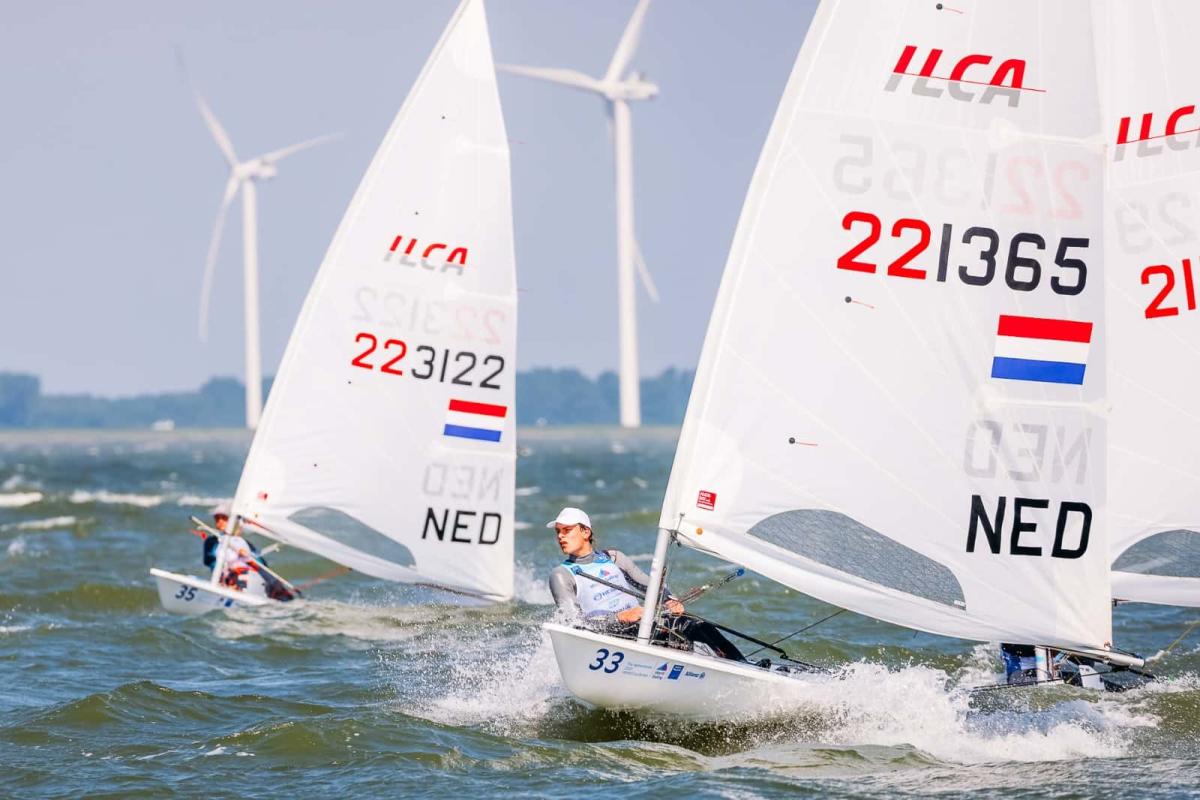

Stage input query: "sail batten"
[
  {"left": 230, "top": 0, "right": 516, "bottom": 601},
  {"left": 660, "top": 0, "right": 1115, "bottom": 652}
]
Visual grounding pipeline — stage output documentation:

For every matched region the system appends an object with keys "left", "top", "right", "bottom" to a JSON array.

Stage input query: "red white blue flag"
[
  {"left": 443, "top": 399, "right": 507, "bottom": 442},
  {"left": 990, "top": 315, "right": 1093, "bottom": 385}
]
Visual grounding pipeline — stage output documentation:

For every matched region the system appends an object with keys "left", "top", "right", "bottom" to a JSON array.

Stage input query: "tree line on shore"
[{"left": 0, "top": 369, "right": 695, "bottom": 428}]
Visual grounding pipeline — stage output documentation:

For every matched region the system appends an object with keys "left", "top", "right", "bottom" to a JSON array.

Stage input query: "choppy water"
[{"left": 1, "top": 428, "right": 1198, "bottom": 798}]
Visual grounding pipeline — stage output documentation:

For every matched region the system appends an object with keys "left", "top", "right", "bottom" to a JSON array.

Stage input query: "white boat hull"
[
  {"left": 545, "top": 622, "right": 822, "bottom": 719},
  {"left": 150, "top": 568, "right": 273, "bottom": 615}
]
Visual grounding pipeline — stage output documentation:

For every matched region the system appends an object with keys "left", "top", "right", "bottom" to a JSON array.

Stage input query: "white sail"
[
  {"left": 230, "top": 0, "right": 516, "bottom": 601},
  {"left": 659, "top": 0, "right": 1117, "bottom": 652},
  {"left": 1099, "top": 1, "right": 1200, "bottom": 608}
]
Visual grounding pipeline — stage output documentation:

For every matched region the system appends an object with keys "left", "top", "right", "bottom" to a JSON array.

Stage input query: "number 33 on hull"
[{"left": 546, "top": 624, "right": 811, "bottom": 720}]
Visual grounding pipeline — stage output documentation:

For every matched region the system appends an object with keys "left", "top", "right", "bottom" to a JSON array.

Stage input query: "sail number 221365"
[
  {"left": 350, "top": 332, "right": 505, "bottom": 389},
  {"left": 837, "top": 210, "right": 1089, "bottom": 296}
]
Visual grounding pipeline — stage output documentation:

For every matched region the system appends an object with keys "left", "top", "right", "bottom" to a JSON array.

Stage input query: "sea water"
[{"left": 0, "top": 428, "right": 1197, "bottom": 798}]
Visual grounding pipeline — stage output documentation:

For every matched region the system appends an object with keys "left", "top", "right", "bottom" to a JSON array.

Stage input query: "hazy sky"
[{"left": 1, "top": 0, "right": 817, "bottom": 396}]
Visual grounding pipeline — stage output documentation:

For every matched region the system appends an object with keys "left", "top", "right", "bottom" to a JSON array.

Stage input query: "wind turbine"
[
  {"left": 191, "top": 90, "right": 338, "bottom": 430},
  {"left": 500, "top": 0, "right": 660, "bottom": 428}
]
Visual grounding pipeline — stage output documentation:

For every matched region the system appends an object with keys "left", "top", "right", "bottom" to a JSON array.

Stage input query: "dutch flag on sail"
[
  {"left": 991, "top": 314, "right": 1093, "bottom": 385},
  {"left": 443, "top": 399, "right": 507, "bottom": 442}
]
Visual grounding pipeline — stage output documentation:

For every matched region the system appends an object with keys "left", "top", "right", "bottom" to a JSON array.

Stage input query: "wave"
[
  {"left": 14, "top": 680, "right": 335, "bottom": 732},
  {"left": 0, "top": 492, "right": 43, "bottom": 508},
  {"left": 175, "top": 495, "right": 231, "bottom": 508},
  {"left": 0, "top": 516, "right": 79, "bottom": 533},
  {"left": 68, "top": 490, "right": 163, "bottom": 508},
  {"left": 0, "top": 583, "right": 157, "bottom": 614}
]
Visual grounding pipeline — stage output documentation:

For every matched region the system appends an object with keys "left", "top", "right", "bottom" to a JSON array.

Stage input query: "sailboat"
[
  {"left": 545, "top": 0, "right": 1147, "bottom": 716},
  {"left": 1099, "top": 0, "right": 1200, "bottom": 611},
  {"left": 152, "top": 0, "right": 518, "bottom": 614}
]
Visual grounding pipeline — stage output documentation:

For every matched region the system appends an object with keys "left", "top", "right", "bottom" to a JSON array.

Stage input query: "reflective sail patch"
[
  {"left": 443, "top": 398, "right": 507, "bottom": 442},
  {"left": 991, "top": 315, "right": 1093, "bottom": 385}
]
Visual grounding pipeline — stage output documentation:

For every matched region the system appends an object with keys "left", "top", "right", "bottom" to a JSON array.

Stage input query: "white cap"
[
  {"left": 546, "top": 507, "right": 591, "bottom": 530},
  {"left": 210, "top": 502, "right": 232, "bottom": 518}
]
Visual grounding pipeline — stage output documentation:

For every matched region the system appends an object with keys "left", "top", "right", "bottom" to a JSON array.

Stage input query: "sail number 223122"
[{"left": 350, "top": 332, "right": 505, "bottom": 389}]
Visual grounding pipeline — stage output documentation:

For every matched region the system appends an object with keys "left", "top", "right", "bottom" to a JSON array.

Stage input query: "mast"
[{"left": 636, "top": 527, "right": 672, "bottom": 643}]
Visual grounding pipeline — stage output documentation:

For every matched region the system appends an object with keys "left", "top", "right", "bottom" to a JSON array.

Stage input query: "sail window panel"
[
  {"left": 748, "top": 509, "right": 965, "bottom": 608},
  {"left": 288, "top": 507, "right": 416, "bottom": 567},
  {"left": 1112, "top": 529, "right": 1200, "bottom": 578}
]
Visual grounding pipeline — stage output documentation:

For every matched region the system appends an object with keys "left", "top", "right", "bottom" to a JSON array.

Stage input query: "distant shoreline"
[{"left": 0, "top": 368, "right": 695, "bottom": 429}]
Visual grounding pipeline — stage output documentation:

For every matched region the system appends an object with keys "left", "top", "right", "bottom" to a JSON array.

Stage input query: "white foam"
[
  {"left": 514, "top": 563, "right": 552, "bottom": 605},
  {"left": 733, "top": 659, "right": 1156, "bottom": 765},
  {"left": 0, "top": 492, "right": 42, "bottom": 508},
  {"left": 415, "top": 627, "right": 568, "bottom": 733},
  {"left": 396, "top": 625, "right": 1163, "bottom": 767},
  {"left": 0, "top": 515, "right": 77, "bottom": 532},
  {"left": 69, "top": 490, "right": 163, "bottom": 507},
  {"left": 5, "top": 538, "right": 26, "bottom": 557},
  {"left": 176, "top": 495, "right": 231, "bottom": 508},
  {"left": 515, "top": 486, "right": 541, "bottom": 497}
]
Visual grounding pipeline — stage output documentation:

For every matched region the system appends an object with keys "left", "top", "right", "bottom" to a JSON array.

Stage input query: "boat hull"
[
  {"left": 150, "top": 568, "right": 273, "bottom": 615},
  {"left": 545, "top": 622, "right": 820, "bottom": 719}
]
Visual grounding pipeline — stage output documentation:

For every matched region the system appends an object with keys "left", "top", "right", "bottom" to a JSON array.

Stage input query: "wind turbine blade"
[
  {"left": 497, "top": 63, "right": 603, "bottom": 93},
  {"left": 634, "top": 240, "right": 660, "bottom": 303},
  {"left": 259, "top": 132, "right": 343, "bottom": 164},
  {"left": 198, "top": 177, "right": 240, "bottom": 342},
  {"left": 196, "top": 95, "right": 239, "bottom": 167},
  {"left": 604, "top": 0, "right": 652, "bottom": 83},
  {"left": 174, "top": 48, "right": 239, "bottom": 166}
]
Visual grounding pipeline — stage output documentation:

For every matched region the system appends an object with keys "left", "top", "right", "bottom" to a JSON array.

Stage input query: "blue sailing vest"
[{"left": 564, "top": 551, "right": 639, "bottom": 617}]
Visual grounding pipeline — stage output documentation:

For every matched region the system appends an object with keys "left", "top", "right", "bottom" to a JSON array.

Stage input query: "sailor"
[
  {"left": 1000, "top": 643, "right": 1117, "bottom": 691},
  {"left": 202, "top": 504, "right": 263, "bottom": 571},
  {"left": 546, "top": 506, "right": 745, "bottom": 661},
  {"left": 201, "top": 504, "right": 293, "bottom": 598},
  {"left": 1000, "top": 643, "right": 1042, "bottom": 685},
  {"left": 202, "top": 505, "right": 238, "bottom": 570}
]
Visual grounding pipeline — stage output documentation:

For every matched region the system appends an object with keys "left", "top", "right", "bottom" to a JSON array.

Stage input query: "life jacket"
[
  {"left": 212, "top": 534, "right": 257, "bottom": 580},
  {"left": 564, "top": 551, "right": 639, "bottom": 617}
]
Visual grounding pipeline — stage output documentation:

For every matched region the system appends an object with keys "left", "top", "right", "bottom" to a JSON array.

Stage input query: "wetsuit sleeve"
[
  {"left": 609, "top": 550, "right": 673, "bottom": 599},
  {"left": 548, "top": 566, "right": 581, "bottom": 617}
]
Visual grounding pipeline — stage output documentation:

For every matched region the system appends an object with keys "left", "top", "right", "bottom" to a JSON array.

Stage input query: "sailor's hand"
[
  {"left": 615, "top": 607, "right": 644, "bottom": 624},
  {"left": 665, "top": 599, "right": 685, "bottom": 616}
]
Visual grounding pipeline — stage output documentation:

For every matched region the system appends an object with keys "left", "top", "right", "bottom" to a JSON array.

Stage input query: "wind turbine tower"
[
  {"left": 191, "top": 92, "right": 337, "bottom": 429},
  {"left": 501, "top": 0, "right": 660, "bottom": 428}
]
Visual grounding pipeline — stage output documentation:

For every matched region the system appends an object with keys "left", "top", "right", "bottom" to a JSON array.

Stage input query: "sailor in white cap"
[
  {"left": 201, "top": 503, "right": 233, "bottom": 570},
  {"left": 546, "top": 507, "right": 745, "bottom": 660},
  {"left": 202, "top": 503, "right": 261, "bottom": 589}
]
